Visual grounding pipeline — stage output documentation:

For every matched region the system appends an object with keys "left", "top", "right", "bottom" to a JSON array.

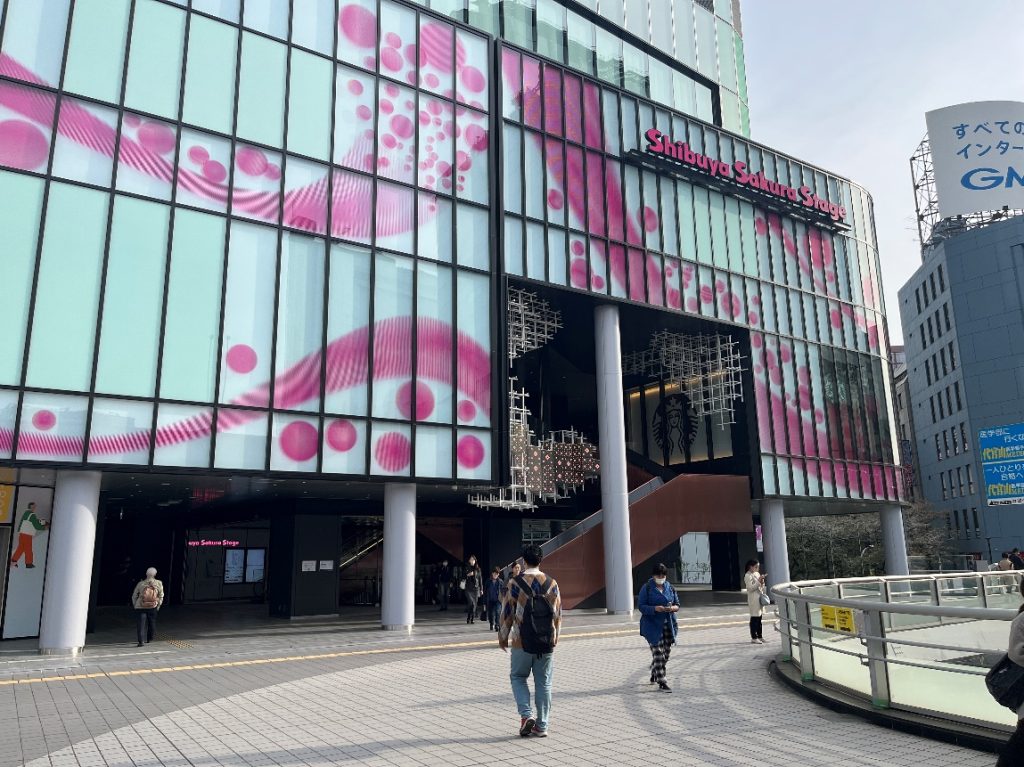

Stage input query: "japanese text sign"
[
  {"left": 979, "top": 422, "right": 1024, "bottom": 506},
  {"left": 926, "top": 101, "right": 1024, "bottom": 219}
]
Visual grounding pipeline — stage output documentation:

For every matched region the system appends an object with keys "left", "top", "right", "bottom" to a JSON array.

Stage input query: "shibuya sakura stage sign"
[{"left": 642, "top": 128, "right": 849, "bottom": 225}]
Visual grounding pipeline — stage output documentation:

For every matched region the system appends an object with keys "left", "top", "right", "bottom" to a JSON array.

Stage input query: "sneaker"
[
  {"left": 751, "top": 639, "right": 759, "bottom": 644},
  {"left": 756, "top": 638, "right": 765, "bottom": 644},
  {"left": 658, "top": 681, "right": 672, "bottom": 693},
  {"left": 519, "top": 717, "right": 536, "bottom": 737},
  {"left": 530, "top": 728, "right": 548, "bottom": 738}
]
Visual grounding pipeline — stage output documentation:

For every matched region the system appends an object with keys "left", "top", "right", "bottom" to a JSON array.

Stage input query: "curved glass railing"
[{"left": 772, "top": 572, "right": 1019, "bottom": 732}]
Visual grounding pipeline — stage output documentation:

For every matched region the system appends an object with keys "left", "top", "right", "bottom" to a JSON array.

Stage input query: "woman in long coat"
[{"left": 745, "top": 559, "right": 767, "bottom": 644}]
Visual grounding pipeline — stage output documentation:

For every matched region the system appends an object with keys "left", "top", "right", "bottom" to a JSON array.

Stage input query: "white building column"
[
  {"left": 381, "top": 483, "right": 416, "bottom": 630},
  {"left": 880, "top": 505, "right": 910, "bottom": 575},
  {"left": 38, "top": 470, "right": 102, "bottom": 655},
  {"left": 760, "top": 499, "right": 790, "bottom": 592},
  {"left": 594, "top": 304, "right": 634, "bottom": 615}
]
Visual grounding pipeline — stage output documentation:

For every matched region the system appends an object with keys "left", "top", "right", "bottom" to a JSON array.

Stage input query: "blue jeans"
[
  {"left": 510, "top": 648, "right": 553, "bottom": 730},
  {"left": 487, "top": 600, "right": 500, "bottom": 629}
]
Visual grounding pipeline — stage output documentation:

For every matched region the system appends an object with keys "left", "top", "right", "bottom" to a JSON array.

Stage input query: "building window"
[
  {"left": 938, "top": 394, "right": 945, "bottom": 420},
  {"left": 954, "top": 381, "right": 962, "bottom": 411},
  {"left": 935, "top": 433, "right": 942, "bottom": 461},
  {"left": 940, "top": 347, "right": 948, "bottom": 376},
  {"left": 941, "top": 471, "right": 948, "bottom": 500},
  {"left": 972, "top": 507, "right": 980, "bottom": 537},
  {"left": 961, "top": 509, "right": 970, "bottom": 538},
  {"left": 930, "top": 396, "right": 936, "bottom": 424},
  {"left": 961, "top": 423, "right": 969, "bottom": 452},
  {"left": 938, "top": 264, "right": 946, "bottom": 292},
  {"left": 915, "top": 288, "right": 922, "bottom": 314},
  {"left": 901, "top": 424, "right": 908, "bottom": 439},
  {"left": 967, "top": 463, "right": 975, "bottom": 493},
  {"left": 944, "top": 303, "right": 951, "bottom": 332},
  {"left": 948, "top": 342, "right": 956, "bottom": 370},
  {"left": 930, "top": 272, "right": 937, "bottom": 300},
  {"left": 925, "top": 364, "right": 932, "bottom": 386},
  {"left": 946, "top": 386, "right": 953, "bottom": 415},
  {"left": 956, "top": 466, "right": 963, "bottom": 496},
  {"left": 951, "top": 425, "right": 959, "bottom": 455},
  {"left": 935, "top": 310, "right": 943, "bottom": 339},
  {"left": 897, "top": 392, "right": 903, "bottom": 410},
  {"left": 927, "top": 316, "right": 934, "bottom": 344},
  {"left": 943, "top": 430, "right": 950, "bottom": 458},
  {"left": 946, "top": 513, "right": 953, "bottom": 538}
]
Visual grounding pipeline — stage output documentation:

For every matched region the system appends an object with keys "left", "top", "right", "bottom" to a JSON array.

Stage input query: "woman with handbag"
[
  {"left": 744, "top": 559, "right": 767, "bottom": 644},
  {"left": 638, "top": 563, "right": 679, "bottom": 692},
  {"left": 997, "top": 578, "right": 1024, "bottom": 766}
]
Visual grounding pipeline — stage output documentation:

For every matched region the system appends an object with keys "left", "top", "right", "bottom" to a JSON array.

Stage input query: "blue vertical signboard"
[{"left": 980, "top": 423, "right": 1024, "bottom": 506}]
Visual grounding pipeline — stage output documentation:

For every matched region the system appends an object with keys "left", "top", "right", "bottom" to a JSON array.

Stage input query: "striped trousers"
[{"left": 649, "top": 619, "right": 674, "bottom": 684}]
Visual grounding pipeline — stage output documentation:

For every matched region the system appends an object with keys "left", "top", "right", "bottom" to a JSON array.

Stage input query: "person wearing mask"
[
  {"left": 498, "top": 545, "right": 561, "bottom": 738},
  {"left": 638, "top": 563, "right": 679, "bottom": 692},
  {"left": 745, "top": 559, "right": 767, "bottom": 644},
  {"left": 131, "top": 567, "right": 164, "bottom": 647},
  {"left": 462, "top": 555, "right": 482, "bottom": 624},
  {"left": 437, "top": 560, "right": 451, "bottom": 611},
  {"left": 486, "top": 568, "right": 503, "bottom": 631},
  {"left": 997, "top": 578, "right": 1024, "bottom": 766}
]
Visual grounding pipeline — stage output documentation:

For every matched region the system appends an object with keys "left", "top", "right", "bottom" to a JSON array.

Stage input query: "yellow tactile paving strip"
[{"left": 0, "top": 619, "right": 750, "bottom": 687}]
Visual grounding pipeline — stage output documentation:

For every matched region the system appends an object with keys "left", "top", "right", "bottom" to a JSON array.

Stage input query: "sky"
[{"left": 741, "top": 1, "right": 1024, "bottom": 344}]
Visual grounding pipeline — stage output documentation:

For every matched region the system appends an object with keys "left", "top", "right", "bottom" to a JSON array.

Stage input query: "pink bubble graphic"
[
  {"left": 396, "top": 380, "right": 435, "bottom": 420},
  {"left": 380, "top": 99, "right": 393, "bottom": 114},
  {"left": 32, "top": 410, "right": 56, "bottom": 431},
  {"left": 381, "top": 134, "right": 397, "bottom": 149},
  {"left": 456, "top": 150, "right": 472, "bottom": 171},
  {"left": 570, "top": 239, "right": 585, "bottom": 255},
  {"left": 385, "top": 84, "right": 399, "bottom": 98},
  {"left": 642, "top": 206, "right": 659, "bottom": 232},
  {"left": 570, "top": 258, "right": 588, "bottom": 288},
  {"left": 457, "top": 435, "right": 485, "bottom": 469},
  {"left": 548, "top": 189, "right": 564, "bottom": 211},
  {"left": 460, "top": 66, "right": 486, "bottom": 93},
  {"left": 457, "top": 399, "right": 477, "bottom": 423},
  {"left": 125, "top": 114, "right": 142, "bottom": 127},
  {"left": 686, "top": 297, "right": 699, "bottom": 311},
  {"left": 202, "top": 160, "right": 227, "bottom": 183},
  {"left": 236, "top": 146, "right": 268, "bottom": 176},
  {"left": 138, "top": 122, "right": 176, "bottom": 155},
  {"left": 0, "top": 120, "right": 48, "bottom": 170},
  {"left": 381, "top": 47, "right": 402, "bottom": 72},
  {"left": 700, "top": 285, "right": 713, "bottom": 304},
  {"left": 264, "top": 163, "right": 281, "bottom": 181},
  {"left": 347, "top": 79, "right": 364, "bottom": 95},
  {"left": 326, "top": 419, "right": 358, "bottom": 452},
  {"left": 390, "top": 114, "right": 414, "bottom": 140},
  {"left": 226, "top": 344, "right": 258, "bottom": 374},
  {"left": 385, "top": 32, "right": 402, "bottom": 48},
  {"left": 364, "top": 56, "right": 376, "bottom": 69},
  {"left": 279, "top": 421, "right": 318, "bottom": 462},
  {"left": 592, "top": 275, "right": 605, "bottom": 291},
  {"left": 356, "top": 105, "right": 372, "bottom": 121},
  {"left": 187, "top": 145, "right": 209, "bottom": 165},
  {"left": 436, "top": 161, "right": 451, "bottom": 178},
  {"left": 404, "top": 44, "right": 419, "bottom": 66},
  {"left": 375, "top": 431, "right": 411, "bottom": 472},
  {"left": 424, "top": 73, "right": 439, "bottom": 89},
  {"left": 464, "top": 124, "right": 488, "bottom": 151},
  {"left": 340, "top": 4, "right": 377, "bottom": 48}
]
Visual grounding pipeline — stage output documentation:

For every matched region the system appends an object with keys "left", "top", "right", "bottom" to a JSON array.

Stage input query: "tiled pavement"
[{"left": 0, "top": 607, "right": 997, "bottom": 767}]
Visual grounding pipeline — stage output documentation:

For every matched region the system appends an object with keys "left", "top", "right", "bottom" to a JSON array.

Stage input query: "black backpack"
[{"left": 516, "top": 575, "right": 556, "bottom": 655}]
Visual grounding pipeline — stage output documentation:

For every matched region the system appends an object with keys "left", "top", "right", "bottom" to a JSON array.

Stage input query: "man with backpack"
[
  {"left": 131, "top": 567, "right": 164, "bottom": 647},
  {"left": 497, "top": 544, "right": 561, "bottom": 738}
]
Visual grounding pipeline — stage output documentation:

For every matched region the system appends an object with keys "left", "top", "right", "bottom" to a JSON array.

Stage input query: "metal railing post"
[
  {"left": 797, "top": 600, "right": 815, "bottom": 682},
  {"left": 777, "top": 598, "right": 792, "bottom": 661},
  {"left": 980, "top": 574, "right": 990, "bottom": 609},
  {"left": 863, "top": 607, "right": 890, "bottom": 709}
]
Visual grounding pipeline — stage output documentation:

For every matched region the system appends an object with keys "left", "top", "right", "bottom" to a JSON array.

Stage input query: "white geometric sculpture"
[
  {"left": 623, "top": 331, "right": 744, "bottom": 429},
  {"left": 507, "top": 287, "right": 562, "bottom": 360}
]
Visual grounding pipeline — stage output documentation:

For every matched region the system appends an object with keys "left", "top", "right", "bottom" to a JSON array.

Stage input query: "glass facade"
[
  {"left": 500, "top": 49, "right": 900, "bottom": 503},
  {"left": 0, "top": 0, "right": 898, "bottom": 502},
  {"left": 0, "top": 0, "right": 494, "bottom": 482}
]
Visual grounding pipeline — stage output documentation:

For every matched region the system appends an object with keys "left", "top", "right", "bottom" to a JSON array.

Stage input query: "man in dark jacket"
[
  {"left": 485, "top": 568, "right": 502, "bottom": 631},
  {"left": 1010, "top": 548, "right": 1024, "bottom": 570},
  {"left": 437, "top": 560, "right": 451, "bottom": 611}
]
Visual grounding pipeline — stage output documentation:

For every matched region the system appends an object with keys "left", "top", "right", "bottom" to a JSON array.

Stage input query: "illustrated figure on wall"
[
  {"left": 652, "top": 392, "right": 699, "bottom": 464},
  {"left": 10, "top": 502, "right": 47, "bottom": 568}
]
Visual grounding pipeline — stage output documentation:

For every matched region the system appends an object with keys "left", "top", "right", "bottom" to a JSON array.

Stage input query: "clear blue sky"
[{"left": 742, "top": 1, "right": 1024, "bottom": 344}]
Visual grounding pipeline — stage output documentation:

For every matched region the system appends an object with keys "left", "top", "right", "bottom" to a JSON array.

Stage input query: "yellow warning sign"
[
  {"left": 0, "top": 485, "right": 13, "bottom": 524},
  {"left": 820, "top": 605, "right": 856, "bottom": 633}
]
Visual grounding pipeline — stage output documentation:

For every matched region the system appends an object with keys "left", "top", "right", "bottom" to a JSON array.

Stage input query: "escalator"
[{"left": 540, "top": 471, "right": 752, "bottom": 609}]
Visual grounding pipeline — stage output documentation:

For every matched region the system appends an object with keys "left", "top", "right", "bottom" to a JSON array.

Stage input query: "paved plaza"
[{"left": 0, "top": 606, "right": 996, "bottom": 767}]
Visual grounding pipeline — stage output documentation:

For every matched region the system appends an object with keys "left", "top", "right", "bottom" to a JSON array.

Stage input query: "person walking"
[
  {"left": 498, "top": 544, "right": 561, "bottom": 738},
  {"left": 638, "top": 563, "right": 679, "bottom": 692},
  {"left": 10, "top": 502, "right": 47, "bottom": 568},
  {"left": 486, "top": 567, "right": 502, "bottom": 631},
  {"left": 437, "top": 559, "right": 451, "bottom": 611},
  {"left": 745, "top": 559, "right": 767, "bottom": 644},
  {"left": 1011, "top": 549, "right": 1024, "bottom": 570},
  {"left": 462, "top": 555, "right": 482, "bottom": 624},
  {"left": 131, "top": 567, "right": 164, "bottom": 647},
  {"left": 997, "top": 578, "right": 1024, "bottom": 766}
]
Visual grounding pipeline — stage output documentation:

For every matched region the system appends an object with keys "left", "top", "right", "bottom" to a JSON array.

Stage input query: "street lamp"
[{"left": 860, "top": 544, "right": 875, "bottom": 577}]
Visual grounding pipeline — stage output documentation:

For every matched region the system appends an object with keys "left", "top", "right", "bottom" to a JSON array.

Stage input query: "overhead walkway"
[{"left": 772, "top": 571, "right": 1017, "bottom": 750}]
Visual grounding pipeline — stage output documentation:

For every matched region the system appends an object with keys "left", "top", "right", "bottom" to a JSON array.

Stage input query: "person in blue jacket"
[{"left": 638, "top": 562, "right": 680, "bottom": 692}]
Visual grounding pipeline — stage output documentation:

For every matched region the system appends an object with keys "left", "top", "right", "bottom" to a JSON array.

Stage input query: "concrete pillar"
[
  {"left": 594, "top": 304, "right": 634, "bottom": 615},
  {"left": 881, "top": 505, "right": 910, "bottom": 575},
  {"left": 38, "top": 470, "right": 102, "bottom": 655},
  {"left": 381, "top": 483, "right": 416, "bottom": 630},
  {"left": 760, "top": 499, "right": 790, "bottom": 591}
]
